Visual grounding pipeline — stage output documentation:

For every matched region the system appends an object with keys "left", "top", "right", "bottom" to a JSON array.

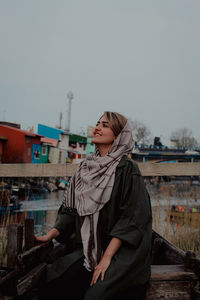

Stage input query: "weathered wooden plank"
[
  {"left": 0, "top": 269, "right": 18, "bottom": 286},
  {"left": 7, "top": 224, "right": 23, "bottom": 269},
  {"left": 0, "top": 163, "right": 78, "bottom": 177},
  {"left": 24, "top": 218, "right": 34, "bottom": 251},
  {"left": 150, "top": 265, "right": 197, "bottom": 281},
  {"left": 0, "top": 162, "right": 200, "bottom": 177},
  {"left": 192, "top": 286, "right": 200, "bottom": 300},
  {"left": 141, "top": 162, "right": 200, "bottom": 177},
  {"left": 17, "top": 242, "right": 53, "bottom": 272},
  {"left": 184, "top": 250, "right": 200, "bottom": 278},
  {"left": 147, "top": 281, "right": 192, "bottom": 300},
  {"left": 16, "top": 263, "right": 47, "bottom": 296}
]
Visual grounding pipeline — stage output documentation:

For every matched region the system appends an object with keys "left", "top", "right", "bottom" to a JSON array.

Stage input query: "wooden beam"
[
  {"left": 150, "top": 265, "right": 197, "bottom": 281},
  {"left": 7, "top": 224, "right": 23, "bottom": 269},
  {"left": 0, "top": 163, "right": 78, "bottom": 177},
  {"left": 0, "top": 162, "right": 200, "bottom": 177},
  {"left": 147, "top": 280, "right": 194, "bottom": 299},
  {"left": 16, "top": 263, "right": 47, "bottom": 296},
  {"left": 24, "top": 218, "right": 34, "bottom": 251},
  {"left": 140, "top": 162, "right": 200, "bottom": 177},
  {"left": 17, "top": 241, "right": 53, "bottom": 272}
]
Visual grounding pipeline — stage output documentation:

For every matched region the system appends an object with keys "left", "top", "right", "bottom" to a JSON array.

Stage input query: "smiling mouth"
[{"left": 94, "top": 133, "right": 102, "bottom": 137}]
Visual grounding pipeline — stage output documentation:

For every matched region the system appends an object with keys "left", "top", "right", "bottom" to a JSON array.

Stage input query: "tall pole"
[
  {"left": 59, "top": 112, "right": 63, "bottom": 129},
  {"left": 66, "top": 91, "right": 74, "bottom": 133}
]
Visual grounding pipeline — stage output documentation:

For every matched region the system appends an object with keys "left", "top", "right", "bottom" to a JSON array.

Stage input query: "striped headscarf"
[{"left": 63, "top": 120, "right": 134, "bottom": 271}]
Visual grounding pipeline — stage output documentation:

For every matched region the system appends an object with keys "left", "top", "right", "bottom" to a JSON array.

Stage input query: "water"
[
  {"left": 0, "top": 190, "right": 64, "bottom": 266},
  {"left": 1, "top": 182, "right": 200, "bottom": 236},
  {"left": 1, "top": 182, "right": 200, "bottom": 266},
  {"left": 16, "top": 190, "right": 64, "bottom": 235}
]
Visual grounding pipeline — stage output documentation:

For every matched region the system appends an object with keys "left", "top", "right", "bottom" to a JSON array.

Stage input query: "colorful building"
[
  {"left": 38, "top": 123, "right": 88, "bottom": 163},
  {"left": 86, "top": 126, "right": 95, "bottom": 156},
  {"left": 0, "top": 125, "right": 42, "bottom": 163},
  {"left": 68, "top": 134, "right": 87, "bottom": 163},
  {"left": 40, "top": 137, "right": 58, "bottom": 163},
  {"left": 86, "top": 137, "right": 95, "bottom": 156},
  {"left": 38, "top": 124, "right": 64, "bottom": 140},
  {"left": 0, "top": 136, "right": 7, "bottom": 163},
  {"left": 38, "top": 124, "right": 69, "bottom": 163}
]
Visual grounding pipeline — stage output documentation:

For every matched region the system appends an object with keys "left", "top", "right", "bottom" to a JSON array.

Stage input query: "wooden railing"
[{"left": 0, "top": 162, "right": 200, "bottom": 177}]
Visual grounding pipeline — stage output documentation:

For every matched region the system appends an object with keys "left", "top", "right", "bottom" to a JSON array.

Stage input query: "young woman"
[{"left": 35, "top": 111, "right": 152, "bottom": 300}]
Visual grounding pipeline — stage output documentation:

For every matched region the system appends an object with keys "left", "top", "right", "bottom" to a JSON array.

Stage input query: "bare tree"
[
  {"left": 170, "top": 128, "right": 198, "bottom": 148},
  {"left": 129, "top": 119, "right": 152, "bottom": 145}
]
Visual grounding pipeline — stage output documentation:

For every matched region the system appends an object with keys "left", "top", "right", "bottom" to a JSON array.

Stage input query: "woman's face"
[{"left": 92, "top": 115, "right": 116, "bottom": 146}]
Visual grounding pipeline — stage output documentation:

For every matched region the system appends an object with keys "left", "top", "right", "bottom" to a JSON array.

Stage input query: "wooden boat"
[
  {"left": 149, "top": 231, "right": 200, "bottom": 299},
  {"left": 1, "top": 219, "right": 200, "bottom": 299}
]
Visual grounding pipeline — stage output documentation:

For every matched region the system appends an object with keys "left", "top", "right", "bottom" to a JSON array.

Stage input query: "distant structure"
[
  {"left": 0, "top": 121, "right": 21, "bottom": 129},
  {"left": 86, "top": 126, "right": 95, "bottom": 156},
  {"left": 87, "top": 126, "right": 95, "bottom": 138},
  {"left": 154, "top": 136, "right": 162, "bottom": 147},
  {"left": 170, "top": 138, "right": 179, "bottom": 148},
  {"left": 59, "top": 112, "right": 63, "bottom": 129},
  {"left": 65, "top": 91, "right": 74, "bottom": 133}
]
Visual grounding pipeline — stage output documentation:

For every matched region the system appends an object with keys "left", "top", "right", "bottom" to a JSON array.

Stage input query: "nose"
[
  {"left": 95, "top": 122, "right": 102, "bottom": 130},
  {"left": 93, "top": 124, "right": 101, "bottom": 135}
]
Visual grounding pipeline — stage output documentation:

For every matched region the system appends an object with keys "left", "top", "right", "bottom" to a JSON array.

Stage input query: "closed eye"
[{"left": 96, "top": 121, "right": 109, "bottom": 127}]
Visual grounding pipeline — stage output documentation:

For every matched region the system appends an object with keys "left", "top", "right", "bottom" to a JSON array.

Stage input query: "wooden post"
[
  {"left": 7, "top": 224, "right": 23, "bottom": 269},
  {"left": 16, "top": 263, "right": 47, "bottom": 296},
  {"left": 24, "top": 218, "right": 34, "bottom": 250}
]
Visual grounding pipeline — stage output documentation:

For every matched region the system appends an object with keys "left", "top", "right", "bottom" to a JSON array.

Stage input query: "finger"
[
  {"left": 90, "top": 274, "right": 97, "bottom": 286},
  {"left": 101, "top": 271, "right": 105, "bottom": 281},
  {"left": 90, "top": 270, "right": 101, "bottom": 286},
  {"left": 90, "top": 276, "right": 98, "bottom": 286},
  {"left": 93, "top": 272, "right": 100, "bottom": 284}
]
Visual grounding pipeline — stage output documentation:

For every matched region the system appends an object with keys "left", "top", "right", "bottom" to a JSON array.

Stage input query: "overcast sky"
[{"left": 0, "top": 0, "right": 199, "bottom": 145}]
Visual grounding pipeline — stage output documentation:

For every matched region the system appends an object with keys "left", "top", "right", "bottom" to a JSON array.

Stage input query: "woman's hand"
[
  {"left": 34, "top": 234, "right": 51, "bottom": 243},
  {"left": 90, "top": 237, "right": 122, "bottom": 286},
  {"left": 34, "top": 228, "right": 60, "bottom": 243},
  {"left": 90, "top": 254, "right": 112, "bottom": 286}
]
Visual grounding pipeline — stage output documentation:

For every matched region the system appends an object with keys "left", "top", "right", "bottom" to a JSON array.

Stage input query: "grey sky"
[{"left": 0, "top": 0, "right": 199, "bottom": 145}]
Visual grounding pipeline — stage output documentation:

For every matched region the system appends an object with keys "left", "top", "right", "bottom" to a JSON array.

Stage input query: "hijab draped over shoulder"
[{"left": 62, "top": 120, "right": 134, "bottom": 271}]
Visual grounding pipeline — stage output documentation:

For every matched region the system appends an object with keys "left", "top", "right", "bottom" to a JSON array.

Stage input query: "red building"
[
  {"left": 0, "top": 136, "right": 7, "bottom": 163},
  {"left": 0, "top": 125, "right": 42, "bottom": 163}
]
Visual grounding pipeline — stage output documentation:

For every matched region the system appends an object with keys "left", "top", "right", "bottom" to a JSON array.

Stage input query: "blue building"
[{"left": 38, "top": 124, "right": 64, "bottom": 140}]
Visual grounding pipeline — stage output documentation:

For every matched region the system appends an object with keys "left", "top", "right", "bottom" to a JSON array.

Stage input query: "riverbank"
[
  {"left": 0, "top": 176, "right": 69, "bottom": 199},
  {"left": 0, "top": 178, "right": 200, "bottom": 267}
]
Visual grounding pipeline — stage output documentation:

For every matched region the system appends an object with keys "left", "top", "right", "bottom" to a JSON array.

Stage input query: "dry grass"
[
  {"left": 147, "top": 177, "right": 200, "bottom": 258},
  {"left": 1, "top": 177, "right": 200, "bottom": 267}
]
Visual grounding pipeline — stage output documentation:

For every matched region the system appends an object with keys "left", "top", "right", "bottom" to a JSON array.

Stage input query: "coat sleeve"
[
  {"left": 53, "top": 204, "right": 76, "bottom": 243},
  {"left": 109, "top": 161, "right": 152, "bottom": 248}
]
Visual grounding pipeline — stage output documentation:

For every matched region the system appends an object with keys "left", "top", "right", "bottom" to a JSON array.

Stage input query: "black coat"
[{"left": 49, "top": 155, "right": 152, "bottom": 299}]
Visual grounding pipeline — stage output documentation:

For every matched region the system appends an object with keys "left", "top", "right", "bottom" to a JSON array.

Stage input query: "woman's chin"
[{"left": 92, "top": 137, "right": 99, "bottom": 144}]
